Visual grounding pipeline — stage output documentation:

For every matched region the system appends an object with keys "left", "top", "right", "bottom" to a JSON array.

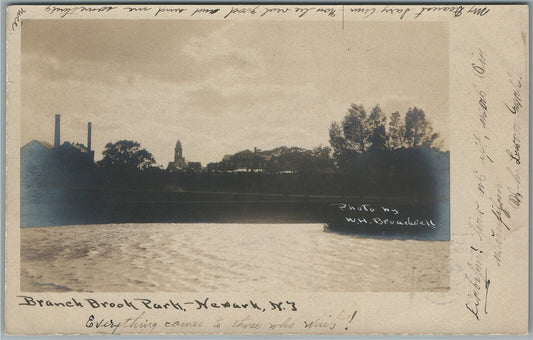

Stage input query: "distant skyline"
[{"left": 22, "top": 20, "right": 449, "bottom": 166}]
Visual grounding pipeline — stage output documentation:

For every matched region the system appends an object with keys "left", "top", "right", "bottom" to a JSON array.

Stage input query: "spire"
[{"left": 175, "top": 139, "right": 183, "bottom": 160}]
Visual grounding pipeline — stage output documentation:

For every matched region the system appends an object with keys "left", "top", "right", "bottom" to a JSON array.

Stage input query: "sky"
[{"left": 22, "top": 20, "right": 448, "bottom": 166}]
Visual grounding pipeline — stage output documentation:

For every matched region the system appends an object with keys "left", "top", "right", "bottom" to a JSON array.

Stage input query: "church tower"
[
  {"left": 175, "top": 140, "right": 183, "bottom": 161},
  {"left": 168, "top": 139, "right": 187, "bottom": 171}
]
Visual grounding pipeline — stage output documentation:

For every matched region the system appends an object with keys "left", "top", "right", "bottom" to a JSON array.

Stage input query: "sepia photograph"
[
  {"left": 19, "top": 19, "right": 450, "bottom": 293},
  {"left": 4, "top": 3, "right": 529, "bottom": 336}
]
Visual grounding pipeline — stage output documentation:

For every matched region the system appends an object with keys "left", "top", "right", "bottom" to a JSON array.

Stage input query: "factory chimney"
[
  {"left": 54, "top": 114, "right": 60, "bottom": 148},
  {"left": 87, "top": 122, "right": 92, "bottom": 151}
]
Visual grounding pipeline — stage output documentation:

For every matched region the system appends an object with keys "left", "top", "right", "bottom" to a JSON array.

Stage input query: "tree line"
[
  {"left": 329, "top": 104, "right": 441, "bottom": 169},
  {"left": 96, "top": 104, "right": 443, "bottom": 173}
]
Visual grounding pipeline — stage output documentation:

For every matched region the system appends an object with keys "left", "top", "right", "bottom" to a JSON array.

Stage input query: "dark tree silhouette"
[
  {"left": 368, "top": 125, "right": 388, "bottom": 152},
  {"left": 342, "top": 104, "right": 370, "bottom": 153},
  {"left": 270, "top": 146, "right": 335, "bottom": 174},
  {"left": 329, "top": 121, "right": 347, "bottom": 161},
  {"left": 367, "top": 105, "right": 387, "bottom": 131},
  {"left": 329, "top": 104, "right": 389, "bottom": 158},
  {"left": 329, "top": 104, "right": 443, "bottom": 170},
  {"left": 404, "top": 107, "right": 440, "bottom": 149},
  {"left": 388, "top": 111, "right": 406, "bottom": 149},
  {"left": 367, "top": 105, "right": 388, "bottom": 151},
  {"left": 98, "top": 140, "right": 156, "bottom": 171}
]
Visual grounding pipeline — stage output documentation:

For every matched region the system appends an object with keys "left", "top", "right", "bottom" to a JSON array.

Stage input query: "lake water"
[{"left": 21, "top": 223, "right": 449, "bottom": 292}]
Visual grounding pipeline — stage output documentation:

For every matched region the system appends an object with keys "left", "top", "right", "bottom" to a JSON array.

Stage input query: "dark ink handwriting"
[
  {"left": 473, "top": 133, "right": 494, "bottom": 163},
  {"left": 465, "top": 251, "right": 484, "bottom": 320},
  {"left": 505, "top": 74, "right": 523, "bottom": 115},
  {"left": 17, "top": 295, "right": 298, "bottom": 314},
  {"left": 475, "top": 88, "right": 488, "bottom": 128},
  {"left": 350, "top": 7, "right": 376, "bottom": 18},
  {"left": 224, "top": 6, "right": 260, "bottom": 18},
  {"left": 154, "top": 8, "right": 187, "bottom": 16},
  {"left": 507, "top": 189, "right": 522, "bottom": 209},
  {"left": 123, "top": 7, "right": 151, "bottom": 13},
  {"left": 86, "top": 314, "right": 122, "bottom": 334},
  {"left": 134, "top": 298, "right": 185, "bottom": 311},
  {"left": 44, "top": 5, "right": 117, "bottom": 18},
  {"left": 474, "top": 170, "right": 486, "bottom": 195},
  {"left": 260, "top": 7, "right": 291, "bottom": 17},
  {"left": 490, "top": 185, "right": 511, "bottom": 231},
  {"left": 505, "top": 123, "right": 520, "bottom": 164},
  {"left": 316, "top": 7, "right": 336, "bottom": 17},
  {"left": 381, "top": 5, "right": 410, "bottom": 19},
  {"left": 414, "top": 5, "right": 464, "bottom": 19},
  {"left": 11, "top": 8, "right": 25, "bottom": 31},
  {"left": 484, "top": 269, "right": 490, "bottom": 314},
  {"left": 269, "top": 301, "right": 297, "bottom": 311},
  {"left": 294, "top": 7, "right": 315, "bottom": 17},
  {"left": 472, "top": 48, "right": 487, "bottom": 78},
  {"left": 191, "top": 8, "right": 220, "bottom": 16},
  {"left": 467, "top": 5, "right": 490, "bottom": 17},
  {"left": 18, "top": 296, "right": 84, "bottom": 308}
]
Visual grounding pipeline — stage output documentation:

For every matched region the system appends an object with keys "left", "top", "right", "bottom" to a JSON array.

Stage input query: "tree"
[
  {"left": 342, "top": 104, "right": 371, "bottom": 153},
  {"left": 367, "top": 105, "right": 387, "bottom": 151},
  {"left": 329, "top": 121, "right": 346, "bottom": 161},
  {"left": 329, "top": 104, "right": 388, "bottom": 158},
  {"left": 270, "top": 146, "right": 334, "bottom": 174},
  {"left": 388, "top": 111, "right": 406, "bottom": 149},
  {"left": 98, "top": 140, "right": 156, "bottom": 171},
  {"left": 329, "top": 104, "right": 442, "bottom": 169},
  {"left": 310, "top": 146, "right": 335, "bottom": 172},
  {"left": 404, "top": 107, "right": 440, "bottom": 149},
  {"left": 368, "top": 105, "right": 387, "bottom": 131},
  {"left": 368, "top": 125, "right": 388, "bottom": 152}
]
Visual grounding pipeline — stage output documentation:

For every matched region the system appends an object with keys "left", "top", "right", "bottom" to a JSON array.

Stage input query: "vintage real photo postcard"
[{"left": 4, "top": 4, "right": 529, "bottom": 335}]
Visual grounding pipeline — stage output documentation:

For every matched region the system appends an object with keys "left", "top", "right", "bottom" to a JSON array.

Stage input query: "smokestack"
[
  {"left": 87, "top": 122, "right": 92, "bottom": 151},
  {"left": 54, "top": 114, "right": 60, "bottom": 148}
]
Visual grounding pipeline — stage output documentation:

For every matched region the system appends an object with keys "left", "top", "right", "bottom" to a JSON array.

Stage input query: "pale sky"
[{"left": 22, "top": 20, "right": 448, "bottom": 166}]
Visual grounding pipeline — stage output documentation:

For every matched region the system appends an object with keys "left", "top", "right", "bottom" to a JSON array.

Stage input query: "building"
[
  {"left": 20, "top": 140, "right": 54, "bottom": 183},
  {"left": 167, "top": 140, "right": 188, "bottom": 171},
  {"left": 21, "top": 115, "right": 94, "bottom": 187},
  {"left": 220, "top": 147, "right": 274, "bottom": 172},
  {"left": 21, "top": 114, "right": 94, "bottom": 168},
  {"left": 187, "top": 162, "right": 202, "bottom": 173}
]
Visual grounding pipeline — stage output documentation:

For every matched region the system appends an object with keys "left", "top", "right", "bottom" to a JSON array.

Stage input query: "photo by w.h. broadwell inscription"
[{"left": 4, "top": 4, "right": 529, "bottom": 335}]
